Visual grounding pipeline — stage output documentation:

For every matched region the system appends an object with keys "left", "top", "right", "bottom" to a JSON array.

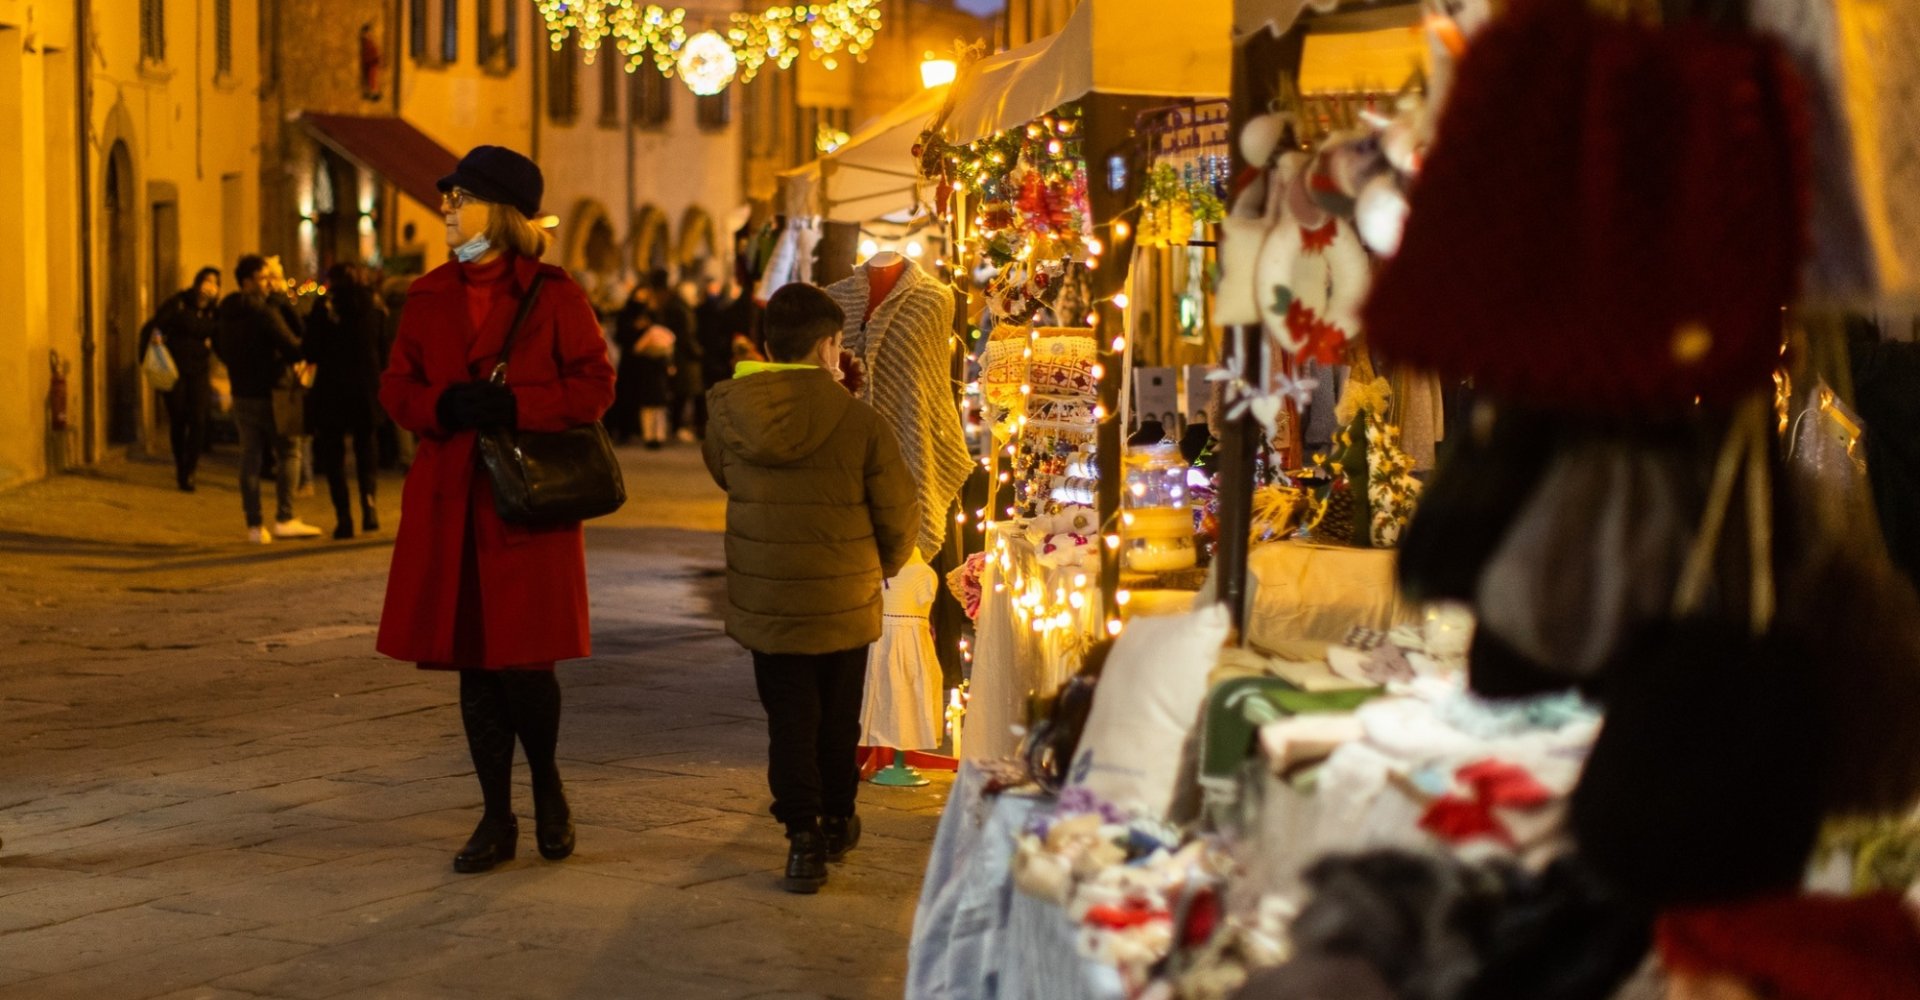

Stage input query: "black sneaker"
[
  {"left": 782, "top": 827, "right": 828, "bottom": 894},
  {"left": 822, "top": 814, "right": 862, "bottom": 862}
]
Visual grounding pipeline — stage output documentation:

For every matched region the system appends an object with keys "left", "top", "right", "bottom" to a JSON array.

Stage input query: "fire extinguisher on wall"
[{"left": 48, "top": 349, "right": 69, "bottom": 431}]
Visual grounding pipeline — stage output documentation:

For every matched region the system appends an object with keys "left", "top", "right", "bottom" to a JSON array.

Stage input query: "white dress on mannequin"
[{"left": 860, "top": 553, "right": 945, "bottom": 751}]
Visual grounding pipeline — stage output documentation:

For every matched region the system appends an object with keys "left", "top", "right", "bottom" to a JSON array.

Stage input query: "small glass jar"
[{"left": 1122, "top": 443, "right": 1196, "bottom": 572}]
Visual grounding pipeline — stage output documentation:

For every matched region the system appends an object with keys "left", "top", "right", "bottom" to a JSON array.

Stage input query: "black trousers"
[
  {"left": 313, "top": 416, "right": 378, "bottom": 520},
  {"left": 163, "top": 373, "right": 211, "bottom": 483},
  {"left": 751, "top": 646, "right": 869, "bottom": 829}
]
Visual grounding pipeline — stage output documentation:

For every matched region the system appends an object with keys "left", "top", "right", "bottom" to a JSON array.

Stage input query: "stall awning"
[
  {"left": 297, "top": 113, "right": 461, "bottom": 213},
  {"left": 781, "top": 85, "right": 949, "bottom": 223},
  {"left": 941, "top": 0, "right": 1232, "bottom": 145}
]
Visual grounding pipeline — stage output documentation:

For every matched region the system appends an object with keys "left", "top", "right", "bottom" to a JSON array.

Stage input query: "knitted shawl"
[{"left": 829, "top": 262, "right": 972, "bottom": 557}]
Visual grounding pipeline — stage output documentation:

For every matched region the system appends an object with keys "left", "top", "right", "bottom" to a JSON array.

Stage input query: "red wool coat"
[{"left": 375, "top": 255, "right": 616, "bottom": 668}]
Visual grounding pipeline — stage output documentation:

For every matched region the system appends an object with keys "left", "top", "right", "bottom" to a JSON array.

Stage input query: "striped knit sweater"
[{"left": 828, "top": 262, "right": 972, "bottom": 558}]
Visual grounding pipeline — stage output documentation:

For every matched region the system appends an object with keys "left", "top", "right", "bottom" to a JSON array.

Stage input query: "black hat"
[{"left": 437, "top": 145, "right": 543, "bottom": 220}]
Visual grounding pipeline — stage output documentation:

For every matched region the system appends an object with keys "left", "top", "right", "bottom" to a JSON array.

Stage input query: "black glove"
[
  {"left": 469, "top": 381, "right": 517, "bottom": 430},
  {"left": 436, "top": 382, "right": 487, "bottom": 431}
]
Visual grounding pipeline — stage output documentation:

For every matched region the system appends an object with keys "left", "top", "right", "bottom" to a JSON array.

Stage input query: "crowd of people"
[{"left": 138, "top": 227, "right": 764, "bottom": 543}]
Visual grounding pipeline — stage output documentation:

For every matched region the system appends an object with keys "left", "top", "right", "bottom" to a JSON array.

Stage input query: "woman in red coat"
[{"left": 376, "top": 146, "right": 615, "bottom": 873}]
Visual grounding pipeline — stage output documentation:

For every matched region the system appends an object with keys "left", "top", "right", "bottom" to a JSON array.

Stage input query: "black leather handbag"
[{"left": 475, "top": 274, "right": 627, "bottom": 526}]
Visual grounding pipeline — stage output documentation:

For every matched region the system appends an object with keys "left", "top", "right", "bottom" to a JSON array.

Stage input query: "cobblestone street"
[{"left": 0, "top": 445, "right": 949, "bottom": 1000}]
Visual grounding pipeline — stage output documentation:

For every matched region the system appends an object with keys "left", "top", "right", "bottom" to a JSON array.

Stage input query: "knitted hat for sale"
[
  {"left": 1657, "top": 892, "right": 1920, "bottom": 1000},
  {"left": 437, "top": 145, "right": 543, "bottom": 220}
]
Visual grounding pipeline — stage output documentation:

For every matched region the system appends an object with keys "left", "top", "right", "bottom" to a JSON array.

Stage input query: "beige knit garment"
[{"left": 829, "top": 261, "right": 973, "bottom": 557}]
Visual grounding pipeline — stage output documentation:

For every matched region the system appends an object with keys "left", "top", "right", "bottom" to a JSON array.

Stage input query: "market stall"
[{"left": 910, "top": 0, "right": 1920, "bottom": 997}]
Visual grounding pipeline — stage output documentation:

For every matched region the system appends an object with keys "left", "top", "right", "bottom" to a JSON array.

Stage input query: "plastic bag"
[{"left": 143, "top": 338, "right": 180, "bottom": 392}]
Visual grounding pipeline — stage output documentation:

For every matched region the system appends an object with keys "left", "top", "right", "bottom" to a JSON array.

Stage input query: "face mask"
[{"left": 453, "top": 234, "right": 493, "bottom": 263}]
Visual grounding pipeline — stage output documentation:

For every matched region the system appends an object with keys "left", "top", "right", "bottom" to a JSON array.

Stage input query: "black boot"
[
  {"left": 361, "top": 497, "right": 380, "bottom": 533},
  {"left": 822, "top": 814, "right": 862, "bottom": 863},
  {"left": 454, "top": 815, "right": 518, "bottom": 874},
  {"left": 456, "top": 671, "right": 519, "bottom": 873},
  {"left": 328, "top": 476, "right": 353, "bottom": 539},
  {"left": 783, "top": 822, "right": 829, "bottom": 894},
  {"left": 501, "top": 671, "right": 573, "bottom": 861}
]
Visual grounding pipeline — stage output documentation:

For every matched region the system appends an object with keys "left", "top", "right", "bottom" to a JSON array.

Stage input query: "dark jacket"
[
  {"left": 303, "top": 286, "right": 386, "bottom": 431},
  {"left": 658, "top": 296, "right": 703, "bottom": 394},
  {"left": 215, "top": 291, "right": 304, "bottom": 400},
  {"left": 695, "top": 294, "right": 758, "bottom": 387},
  {"left": 140, "top": 290, "right": 220, "bottom": 377},
  {"left": 703, "top": 367, "right": 919, "bottom": 655}
]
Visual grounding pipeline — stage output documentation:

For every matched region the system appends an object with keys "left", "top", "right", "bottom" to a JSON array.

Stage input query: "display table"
[
  {"left": 962, "top": 523, "right": 1104, "bottom": 761},
  {"left": 1243, "top": 541, "right": 1414, "bottom": 650},
  {"left": 909, "top": 763, "right": 1126, "bottom": 1000}
]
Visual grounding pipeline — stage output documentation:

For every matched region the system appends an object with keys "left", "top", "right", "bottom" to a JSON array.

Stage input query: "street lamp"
[{"left": 920, "top": 53, "right": 956, "bottom": 89}]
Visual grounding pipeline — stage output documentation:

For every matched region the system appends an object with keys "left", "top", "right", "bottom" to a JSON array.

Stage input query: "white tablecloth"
[{"left": 908, "top": 763, "right": 1126, "bottom": 1000}]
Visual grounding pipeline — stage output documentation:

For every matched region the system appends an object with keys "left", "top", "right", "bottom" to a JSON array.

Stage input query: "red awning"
[{"left": 297, "top": 112, "right": 460, "bottom": 213}]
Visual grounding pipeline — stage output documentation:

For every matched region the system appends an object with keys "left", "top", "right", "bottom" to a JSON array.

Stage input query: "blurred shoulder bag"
[{"left": 476, "top": 273, "right": 627, "bottom": 526}]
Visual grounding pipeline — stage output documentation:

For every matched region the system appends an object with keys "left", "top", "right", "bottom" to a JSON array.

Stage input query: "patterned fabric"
[
  {"left": 829, "top": 261, "right": 975, "bottom": 557},
  {"left": 1030, "top": 328, "right": 1098, "bottom": 400}
]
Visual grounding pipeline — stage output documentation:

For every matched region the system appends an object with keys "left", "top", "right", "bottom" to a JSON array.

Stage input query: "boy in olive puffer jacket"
[{"left": 703, "top": 282, "right": 918, "bottom": 894}]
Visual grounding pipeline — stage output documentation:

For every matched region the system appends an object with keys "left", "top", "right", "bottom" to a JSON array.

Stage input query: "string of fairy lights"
[{"left": 534, "top": 0, "right": 883, "bottom": 95}]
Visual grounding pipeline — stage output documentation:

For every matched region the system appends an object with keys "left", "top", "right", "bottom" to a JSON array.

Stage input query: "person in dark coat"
[
  {"left": 216, "top": 255, "right": 323, "bottom": 543},
  {"left": 610, "top": 287, "right": 672, "bottom": 447},
  {"left": 304, "top": 263, "right": 387, "bottom": 539},
  {"left": 378, "top": 145, "right": 615, "bottom": 875},
  {"left": 695, "top": 276, "right": 759, "bottom": 391},
  {"left": 140, "top": 266, "right": 222, "bottom": 491},
  {"left": 646, "top": 269, "right": 701, "bottom": 439}
]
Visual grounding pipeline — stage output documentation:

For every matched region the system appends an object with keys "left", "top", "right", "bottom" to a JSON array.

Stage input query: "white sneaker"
[
  {"left": 247, "top": 526, "right": 274, "bottom": 545},
  {"left": 271, "top": 518, "right": 324, "bottom": 539},
  {"left": 675, "top": 428, "right": 697, "bottom": 443}
]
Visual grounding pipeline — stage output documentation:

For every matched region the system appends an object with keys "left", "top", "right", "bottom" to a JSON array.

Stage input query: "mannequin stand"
[{"left": 867, "top": 748, "right": 931, "bottom": 787}]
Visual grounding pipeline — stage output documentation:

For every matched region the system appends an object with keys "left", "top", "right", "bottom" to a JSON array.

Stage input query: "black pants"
[
  {"left": 163, "top": 373, "right": 211, "bottom": 483},
  {"left": 751, "top": 647, "right": 869, "bottom": 830},
  {"left": 313, "top": 416, "right": 377, "bottom": 523}
]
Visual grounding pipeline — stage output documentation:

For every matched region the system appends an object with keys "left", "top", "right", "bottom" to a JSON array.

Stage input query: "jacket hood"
[{"left": 708, "top": 368, "right": 854, "bottom": 465}]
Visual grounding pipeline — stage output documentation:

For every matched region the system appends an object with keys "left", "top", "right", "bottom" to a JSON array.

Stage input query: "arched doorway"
[
  {"left": 314, "top": 148, "right": 363, "bottom": 274},
  {"left": 677, "top": 206, "right": 717, "bottom": 280},
  {"left": 631, "top": 205, "right": 672, "bottom": 279},
  {"left": 562, "top": 200, "right": 622, "bottom": 312},
  {"left": 103, "top": 142, "right": 141, "bottom": 446}
]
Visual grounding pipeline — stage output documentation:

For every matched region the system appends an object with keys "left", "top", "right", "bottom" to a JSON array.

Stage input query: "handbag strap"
[{"left": 488, "top": 272, "right": 549, "bottom": 385}]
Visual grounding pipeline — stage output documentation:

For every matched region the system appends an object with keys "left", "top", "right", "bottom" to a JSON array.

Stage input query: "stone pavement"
[{"left": 0, "top": 444, "right": 952, "bottom": 999}]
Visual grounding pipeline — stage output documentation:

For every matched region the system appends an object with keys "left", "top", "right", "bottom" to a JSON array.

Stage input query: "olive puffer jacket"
[{"left": 703, "top": 366, "right": 920, "bottom": 655}]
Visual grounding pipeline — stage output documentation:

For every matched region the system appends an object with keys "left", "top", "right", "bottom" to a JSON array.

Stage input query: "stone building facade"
[{"left": 0, "top": 0, "right": 262, "bottom": 488}]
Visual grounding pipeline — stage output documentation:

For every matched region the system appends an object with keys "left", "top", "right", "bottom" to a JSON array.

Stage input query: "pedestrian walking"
[
  {"left": 703, "top": 283, "right": 918, "bottom": 893},
  {"left": 694, "top": 275, "right": 758, "bottom": 393},
  {"left": 140, "top": 266, "right": 221, "bottom": 491},
  {"left": 215, "top": 254, "right": 324, "bottom": 543},
  {"left": 303, "top": 263, "right": 385, "bottom": 540},
  {"left": 610, "top": 288, "right": 674, "bottom": 448},
  {"left": 375, "top": 145, "right": 615, "bottom": 875},
  {"left": 642, "top": 269, "right": 700, "bottom": 441}
]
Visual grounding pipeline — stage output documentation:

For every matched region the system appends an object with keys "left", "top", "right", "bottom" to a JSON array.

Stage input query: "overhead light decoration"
[
  {"left": 677, "top": 31, "right": 738, "bottom": 95},
  {"left": 537, "top": 0, "right": 883, "bottom": 90},
  {"left": 920, "top": 54, "right": 957, "bottom": 89}
]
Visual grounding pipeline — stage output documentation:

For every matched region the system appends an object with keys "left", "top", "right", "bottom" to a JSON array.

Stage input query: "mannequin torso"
[{"left": 864, "top": 253, "right": 908, "bottom": 324}]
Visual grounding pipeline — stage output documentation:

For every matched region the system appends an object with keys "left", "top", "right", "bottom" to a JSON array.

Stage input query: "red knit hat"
[{"left": 1657, "top": 893, "right": 1920, "bottom": 1000}]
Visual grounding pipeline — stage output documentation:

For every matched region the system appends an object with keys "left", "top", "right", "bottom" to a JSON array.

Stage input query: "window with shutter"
[
  {"left": 630, "top": 69, "right": 671, "bottom": 130},
  {"left": 547, "top": 36, "right": 580, "bottom": 124},
  {"left": 696, "top": 91, "right": 731, "bottom": 131},
  {"left": 441, "top": 0, "right": 459, "bottom": 64},
  {"left": 215, "top": 0, "right": 232, "bottom": 76},
  {"left": 409, "top": 0, "right": 429, "bottom": 60},
  {"left": 140, "top": 0, "right": 167, "bottom": 63}
]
